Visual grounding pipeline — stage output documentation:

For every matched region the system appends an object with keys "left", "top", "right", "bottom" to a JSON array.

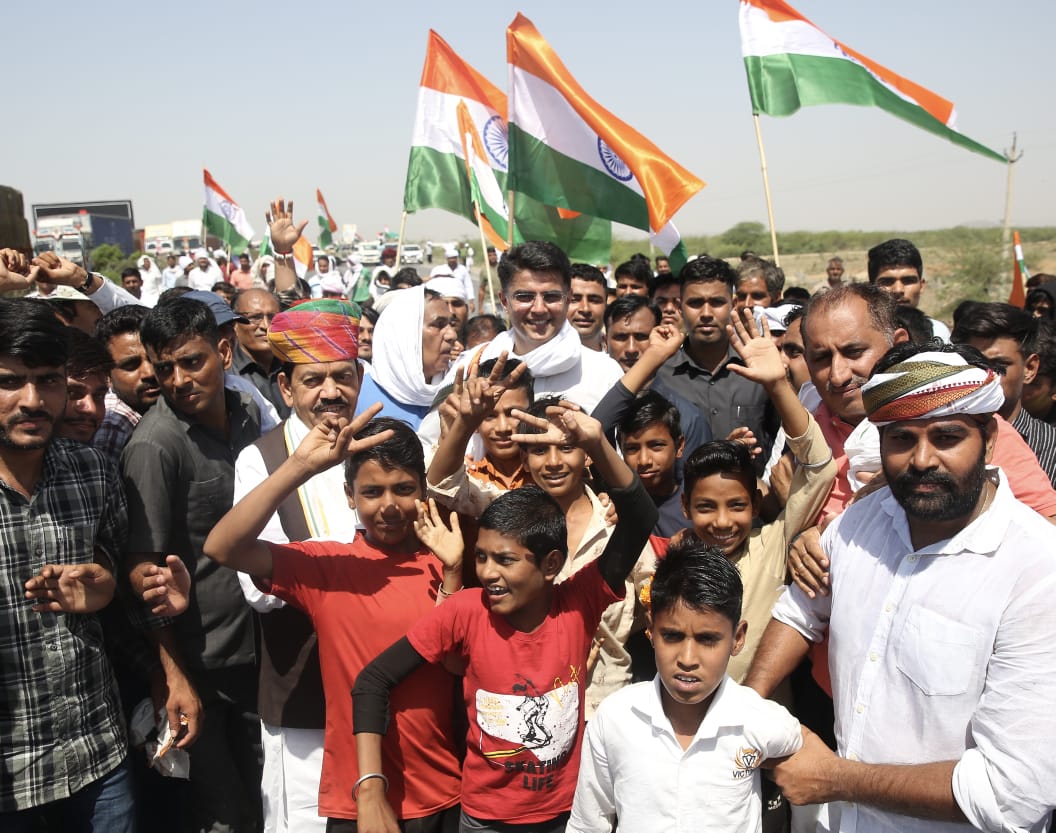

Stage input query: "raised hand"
[
  {"left": 414, "top": 498, "right": 464, "bottom": 573},
  {"left": 0, "top": 248, "right": 39, "bottom": 292},
  {"left": 509, "top": 400, "right": 602, "bottom": 449},
  {"left": 265, "top": 197, "right": 308, "bottom": 253},
  {"left": 24, "top": 562, "right": 116, "bottom": 613},
  {"left": 140, "top": 555, "right": 193, "bottom": 616},
  {"left": 450, "top": 352, "right": 528, "bottom": 432},
  {"left": 31, "top": 251, "right": 89, "bottom": 287},
  {"left": 726, "top": 426, "right": 762, "bottom": 459},
  {"left": 645, "top": 323, "right": 684, "bottom": 363},
  {"left": 727, "top": 307, "right": 786, "bottom": 387},
  {"left": 290, "top": 403, "right": 389, "bottom": 476}
]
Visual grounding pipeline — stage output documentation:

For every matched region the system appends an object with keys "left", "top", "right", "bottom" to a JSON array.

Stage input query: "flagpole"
[
  {"left": 751, "top": 114, "right": 780, "bottom": 267},
  {"left": 396, "top": 211, "right": 408, "bottom": 270},
  {"left": 1000, "top": 133, "right": 1023, "bottom": 294},
  {"left": 474, "top": 210, "right": 496, "bottom": 314},
  {"left": 506, "top": 190, "right": 516, "bottom": 249}
]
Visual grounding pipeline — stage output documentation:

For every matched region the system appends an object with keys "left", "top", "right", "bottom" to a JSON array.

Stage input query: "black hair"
[
  {"left": 736, "top": 257, "right": 785, "bottom": 297},
  {"left": 343, "top": 417, "right": 426, "bottom": 489},
  {"left": 516, "top": 395, "right": 564, "bottom": 441},
  {"left": 1026, "top": 286, "right": 1056, "bottom": 320},
  {"left": 682, "top": 440, "right": 757, "bottom": 502},
  {"left": 893, "top": 305, "right": 935, "bottom": 344},
  {"left": 952, "top": 302, "right": 1037, "bottom": 358},
  {"left": 157, "top": 286, "right": 193, "bottom": 305},
  {"left": 121, "top": 266, "right": 141, "bottom": 280},
  {"left": 649, "top": 273, "right": 680, "bottom": 299},
  {"left": 871, "top": 340, "right": 993, "bottom": 377},
  {"left": 1033, "top": 318, "right": 1056, "bottom": 381},
  {"left": 477, "top": 356, "right": 534, "bottom": 402},
  {"left": 95, "top": 304, "right": 151, "bottom": 346},
  {"left": 361, "top": 305, "right": 380, "bottom": 325},
  {"left": 801, "top": 282, "right": 899, "bottom": 345},
  {"left": 613, "top": 259, "right": 652, "bottom": 288},
  {"left": 497, "top": 241, "right": 571, "bottom": 290},
  {"left": 678, "top": 255, "right": 736, "bottom": 292},
  {"left": 461, "top": 314, "right": 506, "bottom": 347},
  {"left": 139, "top": 298, "right": 220, "bottom": 354},
  {"left": 867, "top": 238, "right": 923, "bottom": 283},
  {"left": 65, "top": 327, "right": 114, "bottom": 379},
  {"left": 0, "top": 299, "right": 69, "bottom": 367},
  {"left": 655, "top": 255, "right": 670, "bottom": 266},
  {"left": 44, "top": 298, "right": 79, "bottom": 325},
  {"left": 478, "top": 485, "right": 567, "bottom": 567},
  {"left": 617, "top": 389, "right": 683, "bottom": 445},
  {"left": 782, "top": 286, "right": 810, "bottom": 303},
  {"left": 650, "top": 538, "right": 743, "bottom": 626},
  {"left": 569, "top": 262, "right": 607, "bottom": 290},
  {"left": 604, "top": 294, "right": 660, "bottom": 329},
  {"left": 391, "top": 268, "right": 422, "bottom": 290},
  {"left": 211, "top": 281, "right": 236, "bottom": 295}
]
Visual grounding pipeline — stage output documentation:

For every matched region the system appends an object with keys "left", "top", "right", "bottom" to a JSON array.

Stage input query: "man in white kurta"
[{"left": 746, "top": 345, "right": 1056, "bottom": 832}]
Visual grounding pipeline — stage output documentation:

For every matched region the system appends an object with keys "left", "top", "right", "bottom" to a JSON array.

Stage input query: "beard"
[
  {"left": 887, "top": 450, "right": 988, "bottom": 523},
  {"left": 0, "top": 411, "right": 58, "bottom": 451}
]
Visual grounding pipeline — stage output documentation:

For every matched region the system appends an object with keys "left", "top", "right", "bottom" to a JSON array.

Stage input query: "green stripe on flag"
[
  {"left": 508, "top": 124, "right": 650, "bottom": 231},
  {"left": 744, "top": 54, "right": 1004, "bottom": 164},
  {"left": 405, "top": 145, "right": 611, "bottom": 263},
  {"left": 203, "top": 208, "right": 251, "bottom": 251}
]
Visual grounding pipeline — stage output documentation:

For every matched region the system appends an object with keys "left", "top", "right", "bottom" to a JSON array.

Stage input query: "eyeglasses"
[
  {"left": 238, "top": 312, "right": 277, "bottom": 326},
  {"left": 509, "top": 291, "right": 567, "bottom": 308}
]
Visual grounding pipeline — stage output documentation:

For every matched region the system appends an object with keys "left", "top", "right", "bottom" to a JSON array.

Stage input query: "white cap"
[{"left": 444, "top": 246, "right": 459, "bottom": 258}]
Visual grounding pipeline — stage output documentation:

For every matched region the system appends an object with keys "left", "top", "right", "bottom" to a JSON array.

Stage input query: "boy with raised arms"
[
  {"left": 353, "top": 404, "right": 659, "bottom": 833},
  {"left": 151, "top": 409, "right": 467, "bottom": 830}
]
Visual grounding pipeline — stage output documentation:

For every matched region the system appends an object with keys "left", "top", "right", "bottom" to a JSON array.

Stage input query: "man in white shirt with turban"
[{"left": 745, "top": 342, "right": 1056, "bottom": 832}]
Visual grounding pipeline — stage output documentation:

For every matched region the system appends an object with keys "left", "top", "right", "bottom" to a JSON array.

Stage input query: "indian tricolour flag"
[
  {"left": 202, "top": 169, "right": 255, "bottom": 251},
  {"left": 317, "top": 189, "right": 337, "bottom": 249},
  {"left": 506, "top": 13, "right": 703, "bottom": 270},
  {"left": 405, "top": 30, "right": 611, "bottom": 264},
  {"left": 457, "top": 100, "right": 509, "bottom": 250},
  {"left": 739, "top": 0, "right": 1004, "bottom": 163}
]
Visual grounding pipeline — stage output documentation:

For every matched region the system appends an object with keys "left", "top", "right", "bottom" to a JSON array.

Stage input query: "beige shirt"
[{"left": 726, "top": 414, "right": 836, "bottom": 688}]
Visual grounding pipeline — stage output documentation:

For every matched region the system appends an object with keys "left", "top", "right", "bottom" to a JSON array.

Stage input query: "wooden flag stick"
[
  {"left": 506, "top": 190, "right": 516, "bottom": 249},
  {"left": 474, "top": 210, "right": 496, "bottom": 315},
  {"left": 752, "top": 114, "right": 780, "bottom": 267},
  {"left": 395, "top": 211, "right": 408, "bottom": 268}
]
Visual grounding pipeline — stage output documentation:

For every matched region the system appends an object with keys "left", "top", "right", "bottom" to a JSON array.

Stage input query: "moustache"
[
  {"left": 11, "top": 410, "right": 54, "bottom": 424},
  {"left": 893, "top": 469, "right": 954, "bottom": 489}
]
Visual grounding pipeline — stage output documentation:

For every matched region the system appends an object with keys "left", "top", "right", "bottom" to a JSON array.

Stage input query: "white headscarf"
[
  {"left": 138, "top": 255, "right": 163, "bottom": 304},
  {"left": 251, "top": 255, "right": 275, "bottom": 287},
  {"left": 466, "top": 318, "right": 583, "bottom": 380},
  {"left": 371, "top": 284, "right": 445, "bottom": 407}
]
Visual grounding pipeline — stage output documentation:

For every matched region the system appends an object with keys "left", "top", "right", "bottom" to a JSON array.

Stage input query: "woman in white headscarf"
[
  {"left": 355, "top": 284, "right": 459, "bottom": 429},
  {"left": 138, "top": 255, "right": 164, "bottom": 305},
  {"left": 250, "top": 254, "right": 274, "bottom": 288}
]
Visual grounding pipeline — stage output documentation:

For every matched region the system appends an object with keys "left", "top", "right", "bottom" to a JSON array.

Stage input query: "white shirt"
[
  {"left": 233, "top": 412, "right": 360, "bottom": 612},
  {"left": 187, "top": 264, "right": 224, "bottom": 291},
  {"left": 569, "top": 676, "right": 801, "bottom": 833},
  {"left": 416, "top": 342, "right": 624, "bottom": 448},
  {"left": 772, "top": 469, "right": 1056, "bottom": 833}
]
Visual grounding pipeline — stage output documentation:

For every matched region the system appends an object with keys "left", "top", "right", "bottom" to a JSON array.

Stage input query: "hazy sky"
[{"left": 8, "top": 0, "right": 1054, "bottom": 245}]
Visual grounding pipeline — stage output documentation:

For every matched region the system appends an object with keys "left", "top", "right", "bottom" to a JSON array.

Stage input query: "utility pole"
[{"left": 1000, "top": 133, "right": 1023, "bottom": 292}]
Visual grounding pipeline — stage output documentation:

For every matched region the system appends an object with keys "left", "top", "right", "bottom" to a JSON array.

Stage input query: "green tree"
[{"left": 89, "top": 244, "right": 143, "bottom": 282}]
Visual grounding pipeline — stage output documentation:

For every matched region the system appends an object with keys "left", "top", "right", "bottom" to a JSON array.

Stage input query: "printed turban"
[
  {"left": 862, "top": 351, "right": 1004, "bottom": 426},
  {"left": 267, "top": 299, "right": 361, "bottom": 364}
]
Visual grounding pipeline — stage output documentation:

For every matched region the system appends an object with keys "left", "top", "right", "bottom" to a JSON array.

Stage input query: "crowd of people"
[{"left": 1, "top": 203, "right": 1055, "bottom": 833}]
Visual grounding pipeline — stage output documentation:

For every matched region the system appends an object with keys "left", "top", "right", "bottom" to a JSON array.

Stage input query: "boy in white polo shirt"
[{"left": 568, "top": 540, "right": 802, "bottom": 833}]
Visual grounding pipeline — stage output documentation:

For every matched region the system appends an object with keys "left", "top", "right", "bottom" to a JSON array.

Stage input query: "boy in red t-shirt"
[
  {"left": 154, "top": 409, "right": 467, "bottom": 830},
  {"left": 353, "top": 403, "right": 659, "bottom": 833}
]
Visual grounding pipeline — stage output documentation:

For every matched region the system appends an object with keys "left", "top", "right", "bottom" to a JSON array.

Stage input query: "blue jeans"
[{"left": 1, "top": 756, "right": 136, "bottom": 833}]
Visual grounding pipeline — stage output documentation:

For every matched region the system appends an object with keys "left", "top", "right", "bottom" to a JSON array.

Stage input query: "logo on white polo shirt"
[{"left": 733, "top": 746, "right": 761, "bottom": 779}]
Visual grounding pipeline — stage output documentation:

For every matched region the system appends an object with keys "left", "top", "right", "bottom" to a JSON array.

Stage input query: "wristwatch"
[{"left": 79, "top": 270, "right": 94, "bottom": 292}]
